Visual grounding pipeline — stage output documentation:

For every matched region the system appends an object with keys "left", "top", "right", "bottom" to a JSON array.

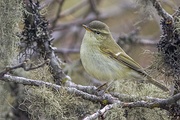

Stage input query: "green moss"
[
  {"left": 126, "top": 107, "right": 170, "bottom": 120},
  {"left": 22, "top": 86, "right": 100, "bottom": 120},
  {"left": 0, "top": 0, "right": 22, "bottom": 69},
  {"left": 0, "top": 0, "right": 22, "bottom": 119}
]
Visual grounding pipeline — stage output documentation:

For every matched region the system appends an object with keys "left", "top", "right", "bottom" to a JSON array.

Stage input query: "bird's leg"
[
  {"left": 96, "top": 82, "right": 108, "bottom": 91},
  {"left": 105, "top": 80, "right": 115, "bottom": 92},
  {"left": 96, "top": 81, "right": 115, "bottom": 95}
]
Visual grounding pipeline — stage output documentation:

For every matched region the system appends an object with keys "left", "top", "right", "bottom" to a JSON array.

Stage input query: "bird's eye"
[{"left": 95, "top": 31, "right": 100, "bottom": 35}]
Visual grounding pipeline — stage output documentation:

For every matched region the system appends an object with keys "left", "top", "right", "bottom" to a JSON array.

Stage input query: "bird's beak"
[{"left": 82, "top": 24, "right": 92, "bottom": 32}]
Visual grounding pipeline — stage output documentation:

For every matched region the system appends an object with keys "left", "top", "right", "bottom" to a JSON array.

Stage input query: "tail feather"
[{"left": 146, "top": 75, "right": 169, "bottom": 92}]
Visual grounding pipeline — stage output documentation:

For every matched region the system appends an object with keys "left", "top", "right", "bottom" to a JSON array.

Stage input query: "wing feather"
[{"left": 100, "top": 47, "right": 147, "bottom": 75}]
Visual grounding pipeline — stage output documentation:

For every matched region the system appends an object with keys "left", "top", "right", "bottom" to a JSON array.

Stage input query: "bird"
[{"left": 80, "top": 20, "right": 169, "bottom": 92}]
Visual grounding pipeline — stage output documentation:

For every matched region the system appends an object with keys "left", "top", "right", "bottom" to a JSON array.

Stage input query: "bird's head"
[{"left": 82, "top": 20, "right": 112, "bottom": 44}]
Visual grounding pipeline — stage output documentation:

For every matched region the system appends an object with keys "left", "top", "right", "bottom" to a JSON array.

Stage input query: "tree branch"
[
  {"left": 84, "top": 93, "right": 180, "bottom": 120},
  {"left": 1, "top": 74, "right": 118, "bottom": 104},
  {"left": 1, "top": 74, "right": 180, "bottom": 111},
  {"left": 151, "top": 0, "right": 172, "bottom": 20}
]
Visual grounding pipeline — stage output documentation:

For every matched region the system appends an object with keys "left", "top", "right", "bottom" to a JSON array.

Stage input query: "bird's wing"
[
  {"left": 100, "top": 46, "right": 147, "bottom": 75},
  {"left": 100, "top": 46, "right": 169, "bottom": 92}
]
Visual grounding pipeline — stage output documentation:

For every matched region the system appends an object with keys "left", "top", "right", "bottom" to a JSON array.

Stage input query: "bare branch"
[
  {"left": 54, "top": 48, "right": 80, "bottom": 54},
  {"left": 117, "top": 28, "right": 158, "bottom": 46},
  {"left": 89, "top": 0, "right": 99, "bottom": 15},
  {"left": 51, "top": 0, "right": 65, "bottom": 28}
]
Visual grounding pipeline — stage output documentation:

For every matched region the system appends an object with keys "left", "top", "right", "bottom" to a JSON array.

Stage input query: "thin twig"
[
  {"left": 54, "top": 48, "right": 80, "bottom": 54},
  {"left": 0, "top": 63, "right": 24, "bottom": 78},
  {"left": 51, "top": 0, "right": 65, "bottom": 28},
  {"left": 0, "top": 59, "right": 50, "bottom": 78},
  {"left": 24, "top": 59, "right": 50, "bottom": 71},
  {"left": 89, "top": 0, "right": 99, "bottom": 15}
]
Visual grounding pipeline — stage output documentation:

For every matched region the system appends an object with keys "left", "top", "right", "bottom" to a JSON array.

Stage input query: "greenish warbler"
[{"left": 80, "top": 20, "right": 169, "bottom": 92}]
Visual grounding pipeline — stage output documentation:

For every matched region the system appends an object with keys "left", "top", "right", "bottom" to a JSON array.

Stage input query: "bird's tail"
[{"left": 146, "top": 75, "right": 169, "bottom": 92}]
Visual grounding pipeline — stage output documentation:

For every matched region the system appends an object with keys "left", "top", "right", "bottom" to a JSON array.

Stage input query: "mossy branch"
[
  {"left": 20, "top": 0, "right": 68, "bottom": 85},
  {"left": 84, "top": 93, "right": 180, "bottom": 120},
  {"left": 1, "top": 74, "right": 180, "bottom": 119}
]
